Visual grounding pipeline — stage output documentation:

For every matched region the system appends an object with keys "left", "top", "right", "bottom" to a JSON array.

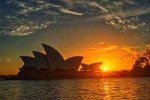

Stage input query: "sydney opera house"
[{"left": 18, "top": 44, "right": 102, "bottom": 80}]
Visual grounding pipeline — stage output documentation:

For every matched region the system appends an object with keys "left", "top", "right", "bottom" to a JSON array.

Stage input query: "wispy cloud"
[
  {"left": 60, "top": 8, "right": 84, "bottom": 16},
  {"left": 89, "top": 42, "right": 144, "bottom": 57},
  {"left": 0, "top": 58, "right": 12, "bottom": 62},
  {"left": 0, "top": 0, "right": 149, "bottom": 36},
  {"left": 5, "top": 58, "right": 11, "bottom": 62},
  {"left": 99, "top": 45, "right": 118, "bottom": 52},
  {"left": 97, "top": 42, "right": 105, "bottom": 45},
  {"left": 89, "top": 2, "right": 108, "bottom": 13},
  {"left": 121, "top": 45, "right": 138, "bottom": 56},
  {"left": 88, "top": 44, "right": 118, "bottom": 52},
  {"left": 146, "top": 43, "right": 150, "bottom": 48}
]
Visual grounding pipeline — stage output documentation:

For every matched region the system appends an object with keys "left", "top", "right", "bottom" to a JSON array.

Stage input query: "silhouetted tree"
[
  {"left": 143, "top": 48, "right": 150, "bottom": 60},
  {"left": 143, "top": 65, "right": 150, "bottom": 76},
  {"left": 131, "top": 47, "right": 150, "bottom": 76}
]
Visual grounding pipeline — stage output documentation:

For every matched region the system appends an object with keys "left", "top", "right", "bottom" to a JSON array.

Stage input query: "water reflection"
[
  {"left": 0, "top": 78, "right": 150, "bottom": 100},
  {"left": 102, "top": 81, "right": 110, "bottom": 100}
]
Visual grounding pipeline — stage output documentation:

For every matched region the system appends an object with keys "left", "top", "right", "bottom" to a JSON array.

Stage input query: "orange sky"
[
  {"left": 81, "top": 44, "right": 137, "bottom": 71},
  {"left": 0, "top": 42, "right": 147, "bottom": 75},
  {"left": 0, "top": 21, "right": 148, "bottom": 75}
]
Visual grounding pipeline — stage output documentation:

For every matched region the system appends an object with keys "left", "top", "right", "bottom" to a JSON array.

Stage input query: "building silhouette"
[
  {"left": 20, "top": 56, "right": 36, "bottom": 70},
  {"left": 42, "top": 44, "right": 64, "bottom": 71},
  {"left": 32, "top": 51, "right": 50, "bottom": 70},
  {"left": 18, "top": 43, "right": 104, "bottom": 79}
]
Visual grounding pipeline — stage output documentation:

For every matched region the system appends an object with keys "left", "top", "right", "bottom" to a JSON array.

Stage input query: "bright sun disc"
[{"left": 102, "top": 66, "right": 109, "bottom": 72}]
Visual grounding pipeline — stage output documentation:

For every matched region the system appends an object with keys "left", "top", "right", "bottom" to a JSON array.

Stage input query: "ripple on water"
[{"left": 0, "top": 78, "right": 150, "bottom": 100}]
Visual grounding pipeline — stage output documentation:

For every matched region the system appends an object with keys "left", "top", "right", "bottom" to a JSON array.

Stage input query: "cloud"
[
  {"left": 5, "top": 58, "right": 11, "bottom": 62},
  {"left": 0, "top": 58, "right": 12, "bottom": 62},
  {"left": 87, "top": 1, "right": 150, "bottom": 32},
  {"left": 0, "top": 0, "right": 149, "bottom": 36},
  {"left": 98, "top": 42, "right": 105, "bottom": 45},
  {"left": 89, "top": 43, "right": 143, "bottom": 57},
  {"left": 121, "top": 45, "right": 138, "bottom": 56},
  {"left": 91, "top": 42, "right": 105, "bottom": 47},
  {"left": 100, "top": 45, "right": 118, "bottom": 51},
  {"left": 146, "top": 43, "right": 150, "bottom": 48},
  {"left": 89, "top": 2, "right": 108, "bottom": 13},
  {"left": 9, "top": 22, "right": 51, "bottom": 36},
  {"left": 91, "top": 45, "right": 118, "bottom": 52},
  {"left": 60, "top": 8, "right": 84, "bottom": 16}
]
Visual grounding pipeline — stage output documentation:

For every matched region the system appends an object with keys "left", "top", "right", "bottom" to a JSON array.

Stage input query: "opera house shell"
[
  {"left": 81, "top": 62, "right": 103, "bottom": 71},
  {"left": 18, "top": 44, "right": 102, "bottom": 80},
  {"left": 20, "top": 56, "right": 36, "bottom": 69}
]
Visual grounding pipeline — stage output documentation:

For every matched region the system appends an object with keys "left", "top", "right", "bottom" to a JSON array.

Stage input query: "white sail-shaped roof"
[
  {"left": 32, "top": 51, "right": 50, "bottom": 70},
  {"left": 42, "top": 43, "right": 64, "bottom": 70}
]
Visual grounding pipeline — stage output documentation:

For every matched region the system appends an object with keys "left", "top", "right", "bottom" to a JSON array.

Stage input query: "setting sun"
[{"left": 101, "top": 66, "right": 109, "bottom": 72}]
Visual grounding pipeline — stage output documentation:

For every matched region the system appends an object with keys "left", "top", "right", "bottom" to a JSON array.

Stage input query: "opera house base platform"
[
  {"left": 5, "top": 70, "right": 150, "bottom": 80},
  {"left": 12, "top": 43, "right": 104, "bottom": 80},
  {"left": 17, "top": 70, "right": 103, "bottom": 80}
]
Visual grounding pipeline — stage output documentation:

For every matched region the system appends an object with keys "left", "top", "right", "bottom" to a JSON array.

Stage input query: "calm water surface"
[{"left": 0, "top": 78, "right": 150, "bottom": 100}]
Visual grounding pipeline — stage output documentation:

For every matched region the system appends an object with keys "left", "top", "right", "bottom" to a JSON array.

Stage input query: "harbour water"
[{"left": 0, "top": 77, "right": 150, "bottom": 100}]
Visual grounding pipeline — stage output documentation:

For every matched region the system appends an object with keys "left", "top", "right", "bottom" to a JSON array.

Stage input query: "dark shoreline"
[{"left": 3, "top": 74, "right": 150, "bottom": 80}]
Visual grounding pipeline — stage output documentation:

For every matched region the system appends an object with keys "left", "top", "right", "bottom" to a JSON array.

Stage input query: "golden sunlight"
[
  {"left": 100, "top": 65, "right": 109, "bottom": 72},
  {"left": 99, "top": 63, "right": 110, "bottom": 72}
]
